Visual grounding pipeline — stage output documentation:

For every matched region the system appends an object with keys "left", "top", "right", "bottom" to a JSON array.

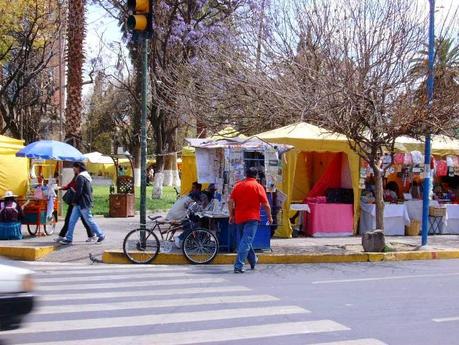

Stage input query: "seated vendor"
[
  {"left": 410, "top": 180, "right": 422, "bottom": 200},
  {"left": 383, "top": 181, "right": 399, "bottom": 203},
  {"left": 0, "top": 191, "right": 24, "bottom": 240},
  {"left": 166, "top": 191, "right": 202, "bottom": 249}
]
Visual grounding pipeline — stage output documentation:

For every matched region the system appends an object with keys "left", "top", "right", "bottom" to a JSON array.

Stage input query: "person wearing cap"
[
  {"left": 229, "top": 167, "right": 272, "bottom": 273},
  {"left": 60, "top": 162, "right": 105, "bottom": 245},
  {"left": 0, "top": 191, "right": 24, "bottom": 240}
]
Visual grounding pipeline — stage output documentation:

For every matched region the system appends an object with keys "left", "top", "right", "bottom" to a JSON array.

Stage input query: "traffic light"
[{"left": 127, "top": 0, "right": 152, "bottom": 32}]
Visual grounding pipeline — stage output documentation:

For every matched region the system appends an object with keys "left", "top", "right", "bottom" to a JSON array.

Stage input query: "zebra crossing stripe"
[
  {"left": 34, "top": 267, "right": 191, "bottom": 275},
  {"left": 11, "top": 320, "right": 349, "bottom": 345},
  {"left": 37, "top": 272, "right": 193, "bottom": 283},
  {"left": 34, "top": 294, "right": 280, "bottom": 315},
  {"left": 37, "top": 277, "right": 226, "bottom": 291},
  {"left": 13, "top": 306, "right": 309, "bottom": 334},
  {"left": 39, "top": 286, "right": 250, "bottom": 301},
  {"left": 310, "top": 339, "right": 388, "bottom": 345}
]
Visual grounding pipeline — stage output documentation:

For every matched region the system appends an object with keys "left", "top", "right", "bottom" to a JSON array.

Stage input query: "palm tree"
[
  {"left": 410, "top": 37, "right": 459, "bottom": 97},
  {"left": 65, "top": 0, "right": 86, "bottom": 148}
]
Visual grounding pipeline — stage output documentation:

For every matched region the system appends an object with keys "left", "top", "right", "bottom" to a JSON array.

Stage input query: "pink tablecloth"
[{"left": 304, "top": 203, "right": 354, "bottom": 237}]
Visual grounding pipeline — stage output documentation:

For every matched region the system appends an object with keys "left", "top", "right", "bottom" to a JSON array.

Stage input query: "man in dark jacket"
[{"left": 60, "top": 162, "right": 105, "bottom": 245}]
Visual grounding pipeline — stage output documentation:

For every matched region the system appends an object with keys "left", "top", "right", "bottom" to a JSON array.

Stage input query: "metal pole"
[
  {"left": 140, "top": 35, "right": 149, "bottom": 232},
  {"left": 421, "top": 0, "right": 435, "bottom": 247},
  {"left": 58, "top": 0, "right": 64, "bottom": 142}
]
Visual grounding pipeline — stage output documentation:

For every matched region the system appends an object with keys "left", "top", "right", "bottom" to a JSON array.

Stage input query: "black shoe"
[
  {"left": 250, "top": 257, "right": 259, "bottom": 270},
  {"left": 96, "top": 235, "right": 105, "bottom": 244},
  {"left": 59, "top": 239, "right": 72, "bottom": 245},
  {"left": 234, "top": 268, "right": 245, "bottom": 274}
]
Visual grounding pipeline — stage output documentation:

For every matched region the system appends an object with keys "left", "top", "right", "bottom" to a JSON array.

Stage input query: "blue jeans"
[
  {"left": 65, "top": 206, "right": 104, "bottom": 242},
  {"left": 234, "top": 221, "right": 258, "bottom": 270}
]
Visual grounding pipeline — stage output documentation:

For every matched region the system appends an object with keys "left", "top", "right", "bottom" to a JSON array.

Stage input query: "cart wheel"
[
  {"left": 27, "top": 224, "right": 46, "bottom": 236},
  {"left": 182, "top": 228, "right": 219, "bottom": 264},
  {"left": 45, "top": 221, "right": 55, "bottom": 235}
]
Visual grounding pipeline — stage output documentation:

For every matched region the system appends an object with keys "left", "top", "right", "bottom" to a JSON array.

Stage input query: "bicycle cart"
[
  {"left": 123, "top": 210, "right": 219, "bottom": 265},
  {"left": 21, "top": 199, "right": 57, "bottom": 236}
]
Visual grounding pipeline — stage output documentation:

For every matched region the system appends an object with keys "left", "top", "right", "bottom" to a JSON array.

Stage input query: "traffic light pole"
[{"left": 140, "top": 34, "right": 148, "bottom": 233}]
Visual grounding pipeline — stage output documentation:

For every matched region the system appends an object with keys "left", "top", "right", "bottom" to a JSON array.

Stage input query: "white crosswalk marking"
[
  {"left": 34, "top": 294, "right": 280, "bottom": 315},
  {"left": 14, "top": 305, "right": 308, "bottom": 334},
  {"left": 3, "top": 262, "right": 388, "bottom": 345},
  {"left": 310, "top": 339, "right": 388, "bottom": 345},
  {"left": 37, "top": 277, "right": 226, "bottom": 291},
  {"left": 11, "top": 321, "right": 350, "bottom": 345},
  {"left": 38, "top": 271, "right": 193, "bottom": 282},
  {"left": 39, "top": 285, "right": 250, "bottom": 301}
]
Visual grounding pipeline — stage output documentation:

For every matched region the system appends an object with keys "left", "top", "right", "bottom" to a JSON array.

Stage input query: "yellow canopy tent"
[
  {"left": 181, "top": 127, "right": 247, "bottom": 195},
  {"left": 0, "top": 135, "right": 28, "bottom": 197},
  {"left": 256, "top": 122, "right": 361, "bottom": 238},
  {"left": 395, "top": 135, "right": 459, "bottom": 156}
]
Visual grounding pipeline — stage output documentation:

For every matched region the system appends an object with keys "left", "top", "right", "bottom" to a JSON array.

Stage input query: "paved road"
[{"left": 3, "top": 260, "right": 459, "bottom": 344}]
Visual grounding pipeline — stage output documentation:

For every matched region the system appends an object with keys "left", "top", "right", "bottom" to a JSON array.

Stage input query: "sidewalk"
[{"left": 2, "top": 215, "right": 459, "bottom": 263}]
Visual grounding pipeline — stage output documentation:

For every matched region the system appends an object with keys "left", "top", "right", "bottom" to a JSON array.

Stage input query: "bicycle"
[{"left": 123, "top": 206, "right": 219, "bottom": 265}]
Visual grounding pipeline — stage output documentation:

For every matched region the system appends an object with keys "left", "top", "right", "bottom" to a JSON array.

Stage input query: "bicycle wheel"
[
  {"left": 123, "top": 228, "right": 160, "bottom": 264},
  {"left": 182, "top": 228, "right": 219, "bottom": 264}
]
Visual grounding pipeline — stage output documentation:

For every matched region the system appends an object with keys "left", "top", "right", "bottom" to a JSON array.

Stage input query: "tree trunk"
[
  {"left": 64, "top": 0, "right": 85, "bottom": 149},
  {"left": 373, "top": 166, "right": 385, "bottom": 231}
]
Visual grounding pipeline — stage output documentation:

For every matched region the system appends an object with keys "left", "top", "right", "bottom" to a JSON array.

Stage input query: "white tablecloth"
[
  {"left": 360, "top": 203, "right": 410, "bottom": 236},
  {"left": 445, "top": 204, "right": 459, "bottom": 234},
  {"left": 405, "top": 200, "right": 440, "bottom": 221}
]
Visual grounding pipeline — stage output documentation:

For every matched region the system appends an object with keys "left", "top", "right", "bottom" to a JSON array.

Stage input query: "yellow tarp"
[
  {"left": 257, "top": 122, "right": 361, "bottom": 238},
  {"left": 0, "top": 135, "right": 28, "bottom": 197}
]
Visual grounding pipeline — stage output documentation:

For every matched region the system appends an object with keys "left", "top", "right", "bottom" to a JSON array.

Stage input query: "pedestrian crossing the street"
[{"left": 3, "top": 263, "right": 388, "bottom": 345}]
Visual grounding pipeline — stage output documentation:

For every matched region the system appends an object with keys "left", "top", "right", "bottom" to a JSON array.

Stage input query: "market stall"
[
  {"left": 186, "top": 136, "right": 291, "bottom": 251},
  {"left": 359, "top": 133, "right": 459, "bottom": 235},
  {"left": 181, "top": 127, "right": 246, "bottom": 196},
  {"left": 15, "top": 140, "right": 86, "bottom": 237},
  {"left": 257, "top": 122, "right": 361, "bottom": 238}
]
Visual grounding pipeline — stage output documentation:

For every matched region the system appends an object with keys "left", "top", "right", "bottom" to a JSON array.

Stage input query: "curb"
[
  {"left": 103, "top": 249, "right": 459, "bottom": 265},
  {"left": 0, "top": 245, "right": 56, "bottom": 261}
]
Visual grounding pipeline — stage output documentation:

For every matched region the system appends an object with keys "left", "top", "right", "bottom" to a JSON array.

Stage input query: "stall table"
[
  {"left": 360, "top": 203, "right": 410, "bottom": 236},
  {"left": 304, "top": 203, "right": 354, "bottom": 237},
  {"left": 445, "top": 204, "right": 459, "bottom": 234},
  {"left": 405, "top": 200, "right": 448, "bottom": 234}
]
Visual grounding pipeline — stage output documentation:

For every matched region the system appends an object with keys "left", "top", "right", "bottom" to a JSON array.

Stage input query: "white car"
[{"left": 0, "top": 259, "right": 35, "bottom": 331}]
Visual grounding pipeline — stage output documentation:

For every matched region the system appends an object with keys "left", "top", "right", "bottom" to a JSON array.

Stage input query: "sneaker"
[
  {"left": 86, "top": 236, "right": 98, "bottom": 243},
  {"left": 96, "top": 235, "right": 105, "bottom": 244},
  {"left": 174, "top": 237, "right": 182, "bottom": 249},
  {"left": 234, "top": 268, "right": 245, "bottom": 274},
  {"left": 59, "top": 239, "right": 72, "bottom": 245},
  {"left": 250, "top": 256, "right": 259, "bottom": 270},
  {"left": 54, "top": 236, "right": 64, "bottom": 243}
]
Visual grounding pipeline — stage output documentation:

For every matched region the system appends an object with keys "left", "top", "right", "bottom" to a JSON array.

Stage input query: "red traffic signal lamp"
[{"left": 127, "top": 0, "right": 152, "bottom": 32}]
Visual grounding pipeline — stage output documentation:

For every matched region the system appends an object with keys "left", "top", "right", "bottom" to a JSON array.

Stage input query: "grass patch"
[{"left": 92, "top": 185, "right": 177, "bottom": 215}]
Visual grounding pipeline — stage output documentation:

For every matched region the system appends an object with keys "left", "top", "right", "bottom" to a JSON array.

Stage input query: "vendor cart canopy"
[
  {"left": 16, "top": 140, "right": 86, "bottom": 162},
  {"left": 185, "top": 136, "right": 293, "bottom": 154}
]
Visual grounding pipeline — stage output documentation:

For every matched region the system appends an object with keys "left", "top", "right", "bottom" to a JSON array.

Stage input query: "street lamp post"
[{"left": 421, "top": 0, "right": 436, "bottom": 247}]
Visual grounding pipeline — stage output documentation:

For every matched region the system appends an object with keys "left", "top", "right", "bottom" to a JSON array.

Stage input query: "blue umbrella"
[{"left": 16, "top": 140, "right": 86, "bottom": 162}]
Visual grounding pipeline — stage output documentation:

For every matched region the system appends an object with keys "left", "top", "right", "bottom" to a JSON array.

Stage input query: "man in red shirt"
[{"left": 229, "top": 167, "right": 273, "bottom": 273}]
